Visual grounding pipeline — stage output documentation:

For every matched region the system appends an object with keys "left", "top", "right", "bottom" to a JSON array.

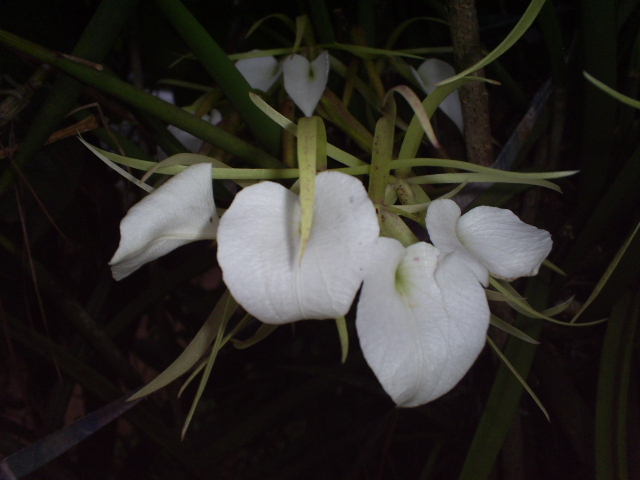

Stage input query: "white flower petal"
[
  {"left": 110, "top": 163, "right": 218, "bottom": 280},
  {"left": 457, "top": 205, "right": 552, "bottom": 280},
  {"left": 217, "top": 171, "right": 379, "bottom": 324},
  {"left": 235, "top": 54, "right": 281, "bottom": 92},
  {"left": 413, "top": 59, "right": 463, "bottom": 133},
  {"left": 426, "top": 199, "right": 488, "bottom": 285},
  {"left": 282, "top": 51, "right": 329, "bottom": 117},
  {"left": 168, "top": 110, "right": 222, "bottom": 153},
  {"left": 356, "top": 238, "right": 489, "bottom": 407}
]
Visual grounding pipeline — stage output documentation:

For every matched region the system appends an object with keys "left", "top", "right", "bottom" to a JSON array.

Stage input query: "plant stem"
[{"left": 446, "top": 0, "right": 493, "bottom": 166}]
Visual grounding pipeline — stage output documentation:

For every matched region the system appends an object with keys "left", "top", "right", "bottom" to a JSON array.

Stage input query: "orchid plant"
[{"left": 80, "top": 9, "right": 576, "bottom": 430}]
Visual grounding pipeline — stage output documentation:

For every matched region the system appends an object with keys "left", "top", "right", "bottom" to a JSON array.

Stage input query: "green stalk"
[
  {"left": 458, "top": 276, "right": 548, "bottom": 480},
  {"left": 156, "top": 0, "right": 280, "bottom": 156},
  {"left": 0, "top": 30, "right": 283, "bottom": 170},
  {"left": 0, "top": 0, "right": 139, "bottom": 196}
]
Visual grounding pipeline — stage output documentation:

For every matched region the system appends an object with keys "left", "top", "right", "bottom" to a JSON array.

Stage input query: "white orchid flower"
[
  {"left": 356, "top": 237, "right": 490, "bottom": 407},
  {"left": 411, "top": 59, "right": 464, "bottom": 133},
  {"left": 217, "top": 170, "right": 379, "bottom": 324},
  {"left": 426, "top": 199, "right": 552, "bottom": 283},
  {"left": 356, "top": 199, "right": 552, "bottom": 407},
  {"left": 235, "top": 50, "right": 329, "bottom": 117},
  {"left": 110, "top": 163, "right": 218, "bottom": 280}
]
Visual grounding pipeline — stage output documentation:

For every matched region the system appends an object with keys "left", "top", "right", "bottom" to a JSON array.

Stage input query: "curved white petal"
[
  {"left": 217, "top": 170, "right": 379, "bottom": 324},
  {"left": 426, "top": 199, "right": 552, "bottom": 283},
  {"left": 457, "top": 205, "right": 552, "bottom": 280},
  {"left": 426, "top": 199, "right": 488, "bottom": 285},
  {"left": 168, "top": 110, "right": 222, "bottom": 153},
  {"left": 235, "top": 54, "right": 281, "bottom": 92},
  {"left": 413, "top": 59, "right": 463, "bottom": 133},
  {"left": 110, "top": 163, "right": 218, "bottom": 280},
  {"left": 282, "top": 51, "right": 329, "bottom": 117},
  {"left": 356, "top": 238, "right": 489, "bottom": 407}
]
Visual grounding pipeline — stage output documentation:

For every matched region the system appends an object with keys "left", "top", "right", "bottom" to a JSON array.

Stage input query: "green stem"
[
  {"left": 156, "top": 0, "right": 281, "bottom": 156},
  {"left": 0, "top": 30, "right": 283, "bottom": 170},
  {"left": 0, "top": 0, "right": 138, "bottom": 196}
]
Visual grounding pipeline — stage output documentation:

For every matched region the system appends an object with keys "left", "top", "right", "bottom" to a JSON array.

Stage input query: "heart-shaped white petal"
[
  {"left": 356, "top": 238, "right": 490, "bottom": 407},
  {"left": 426, "top": 199, "right": 552, "bottom": 282},
  {"left": 282, "top": 51, "right": 329, "bottom": 117},
  {"left": 235, "top": 54, "right": 282, "bottom": 92},
  {"left": 411, "top": 59, "right": 464, "bottom": 133},
  {"left": 456, "top": 204, "right": 552, "bottom": 280},
  {"left": 110, "top": 163, "right": 218, "bottom": 280},
  {"left": 217, "top": 170, "right": 379, "bottom": 324}
]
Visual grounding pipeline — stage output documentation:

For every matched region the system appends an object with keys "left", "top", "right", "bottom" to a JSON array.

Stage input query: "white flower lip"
[
  {"left": 426, "top": 198, "right": 552, "bottom": 282},
  {"left": 216, "top": 170, "right": 379, "bottom": 324},
  {"left": 109, "top": 163, "right": 218, "bottom": 280},
  {"left": 411, "top": 58, "right": 464, "bottom": 133},
  {"left": 356, "top": 238, "right": 490, "bottom": 407}
]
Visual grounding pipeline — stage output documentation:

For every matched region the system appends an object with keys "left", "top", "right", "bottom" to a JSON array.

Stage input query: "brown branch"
[{"left": 447, "top": 0, "right": 493, "bottom": 166}]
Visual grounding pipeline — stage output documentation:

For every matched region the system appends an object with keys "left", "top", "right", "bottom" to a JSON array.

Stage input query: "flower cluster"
[{"left": 110, "top": 164, "right": 552, "bottom": 407}]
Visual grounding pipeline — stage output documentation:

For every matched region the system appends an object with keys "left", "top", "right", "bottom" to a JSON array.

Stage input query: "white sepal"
[
  {"left": 411, "top": 59, "right": 464, "bottom": 133},
  {"left": 217, "top": 171, "right": 379, "bottom": 324},
  {"left": 110, "top": 163, "right": 218, "bottom": 280},
  {"left": 356, "top": 238, "right": 489, "bottom": 407},
  {"left": 235, "top": 54, "right": 282, "bottom": 92},
  {"left": 282, "top": 51, "right": 329, "bottom": 117}
]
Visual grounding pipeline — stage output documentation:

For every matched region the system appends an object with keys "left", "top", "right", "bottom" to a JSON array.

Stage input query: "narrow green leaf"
[
  {"left": 595, "top": 291, "right": 639, "bottom": 480},
  {"left": 297, "top": 117, "right": 326, "bottom": 260},
  {"left": 571, "top": 219, "right": 640, "bottom": 323},
  {"left": 232, "top": 322, "right": 279, "bottom": 349},
  {"left": 128, "top": 290, "right": 233, "bottom": 401},
  {"left": 490, "top": 315, "right": 540, "bottom": 344},
  {"left": 542, "top": 296, "right": 574, "bottom": 317},
  {"left": 458, "top": 277, "right": 547, "bottom": 480},
  {"left": 486, "top": 336, "right": 549, "bottom": 420},
  {"left": 406, "top": 173, "right": 562, "bottom": 192},
  {"left": 249, "top": 92, "right": 366, "bottom": 167},
  {"left": 80, "top": 138, "right": 154, "bottom": 192},
  {"left": 385, "top": 17, "right": 449, "bottom": 51},
  {"left": 584, "top": 71, "right": 640, "bottom": 108},
  {"left": 0, "top": 29, "right": 284, "bottom": 169},
  {"left": 368, "top": 92, "right": 397, "bottom": 204},
  {"left": 398, "top": 77, "right": 495, "bottom": 162},
  {"left": 335, "top": 316, "right": 349, "bottom": 364},
  {"left": 181, "top": 293, "right": 236, "bottom": 438},
  {"left": 156, "top": 0, "right": 281, "bottom": 155},
  {"left": 0, "top": 0, "right": 138, "bottom": 195},
  {"left": 435, "top": 0, "right": 547, "bottom": 86},
  {"left": 245, "top": 13, "right": 295, "bottom": 39}
]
